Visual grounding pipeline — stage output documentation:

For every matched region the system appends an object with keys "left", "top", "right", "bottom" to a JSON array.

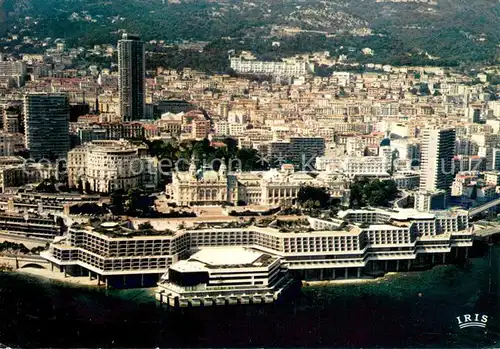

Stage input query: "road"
[
  {"left": 473, "top": 226, "right": 500, "bottom": 237},
  {"left": 0, "top": 232, "right": 49, "bottom": 249}
]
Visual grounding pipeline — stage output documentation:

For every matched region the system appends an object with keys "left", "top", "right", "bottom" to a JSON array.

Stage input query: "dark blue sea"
[{"left": 1, "top": 244, "right": 499, "bottom": 348}]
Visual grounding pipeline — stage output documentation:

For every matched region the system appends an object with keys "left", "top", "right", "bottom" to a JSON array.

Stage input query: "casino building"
[
  {"left": 41, "top": 207, "right": 473, "bottom": 291},
  {"left": 167, "top": 161, "right": 350, "bottom": 207}
]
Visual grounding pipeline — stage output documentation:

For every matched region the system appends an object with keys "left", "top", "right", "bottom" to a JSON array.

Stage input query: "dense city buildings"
[
  {"left": 23, "top": 93, "right": 70, "bottom": 160},
  {"left": 0, "top": 32, "right": 498, "bottom": 311},
  {"left": 0, "top": 3, "right": 499, "bottom": 348},
  {"left": 118, "top": 33, "right": 145, "bottom": 121}
]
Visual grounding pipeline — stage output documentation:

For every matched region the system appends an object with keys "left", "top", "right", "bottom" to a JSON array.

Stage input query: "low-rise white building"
[
  {"left": 156, "top": 247, "right": 291, "bottom": 307},
  {"left": 166, "top": 162, "right": 350, "bottom": 206},
  {"left": 230, "top": 56, "right": 311, "bottom": 78}
]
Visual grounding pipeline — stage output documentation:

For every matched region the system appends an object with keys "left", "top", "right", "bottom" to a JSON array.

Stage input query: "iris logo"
[{"left": 456, "top": 314, "right": 488, "bottom": 329}]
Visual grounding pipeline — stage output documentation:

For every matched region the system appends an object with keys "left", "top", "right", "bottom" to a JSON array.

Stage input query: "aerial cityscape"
[{"left": 0, "top": 0, "right": 499, "bottom": 347}]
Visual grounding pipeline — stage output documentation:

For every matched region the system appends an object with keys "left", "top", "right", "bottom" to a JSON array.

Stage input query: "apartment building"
[
  {"left": 230, "top": 56, "right": 310, "bottom": 77},
  {"left": 0, "top": 59, "right": 27, "bottom": 87},
  {"left": 419, "top": 128, "right": 456, "bottom": 205},
  {"left": 0, "top": 131, "right": 22, "bottom": 156},
  {"left": 191, "top": 119, "right": 211, "bottom": 140},
  {"left": 118, "top": 33, "right": 145, "bottom": 121},
  {"left": 3, "top": 106, "right": 21, "bottom": 133},
  {"left": 24, "top": 93, "right": 70, "bottom": 160},
  {"left": 266, "top": 137, "right": 325, "bottom": 169},
  {"left": 0, "top": 212, "right": 62, "bottom": 238}
]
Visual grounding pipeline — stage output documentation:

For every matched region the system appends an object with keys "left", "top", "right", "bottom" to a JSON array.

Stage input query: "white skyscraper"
[{"left": 419, "top": 127, "right": 456, "bottom": 196}]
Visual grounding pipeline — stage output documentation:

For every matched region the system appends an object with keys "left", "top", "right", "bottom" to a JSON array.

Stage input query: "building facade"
[
  {"left": 157, "top": 247, "right": 291, "bottom": 307},
  {"left": 419, "top": 128, "right": 456, "bottom": 201},
  {"left": 3, "top": 106, "right": 21, "bottom": 133},
  {"left": 267, "top": 137, "right": 325, "bottom": 169},
  {"left": 230, "top": 56, "right": 310, "bottom": 78},
  {"left": 167, "top": 162, "right": 350, "bottom": 207},
  {"left": 0, "top": 131, "right": 22, "bottom": 156},
  {"left": 0, "top": 59, "right": 26, "bottom": 87},
  {"left": 23, "top": 93, "right": 70, "bottom": 160},
  {"left": 67, "top": 140, "right": 157, "bottom": 193}
]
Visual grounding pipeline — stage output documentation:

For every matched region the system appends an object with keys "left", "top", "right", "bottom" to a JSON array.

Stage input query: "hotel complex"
[
  {"left": 41, "top": 207, "right": 473, "bottom": 299},
  {"left": 229, "top": 55, "right": 312, "bottom": 78}
]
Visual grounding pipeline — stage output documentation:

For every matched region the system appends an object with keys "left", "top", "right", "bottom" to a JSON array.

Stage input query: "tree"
[
  {"left": 77, "top": 178, "right": 84, "bottom": 194},
  {"left": 138, "top": 222, "right": 155, "bottom": 235},
  {"left": 110, "top": 189, "right": 125, "bottom": 215},
  {"left": 127, "top": 188, "right": 146, "bottom": 215},
  {"left": 138, "top": 222, "right": 154, "bottom": 230},
  {"left": 84, "top": 181, "right": 92, "bottom": 194},
  {"left": 297, "top": 186, "right": 330, "bottom": 209},
  {"left": 419, "top": 83, "right": 431, "bottom": 95},
  {"left": 36, "top": 178, "right": 57, "bottom": 193},
  {"left": 349, "top": 179, "right": 399, "bottom": 208}
]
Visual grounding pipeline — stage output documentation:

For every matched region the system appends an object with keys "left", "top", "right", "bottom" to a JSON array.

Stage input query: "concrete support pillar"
[
  {"left": 51, "top": 263, "right": 54, "bottom": 272},
  {"left": 432, "top": 254, "right": 435, "bottom": 264},
  {"left": 442, "top": 253, "right": 446, "bottom": 264},
  {"left": 123, "top": 275, "right": 126, "bottom": 287},
  {"left": 357, "top": 268, "right": 361, "bottom": 278},
  {"left": 465, "top": 247, "right": 469, "bottom": 259},
  {"left": 332, "top": 268, "right": 336, "bottom": 280},
  {"left": 105, "top": 277, "right": 109, "bottom": 289},
  {"left": 455, "top": 247, "right": 459, "bottom": 258},
  {"left": 141, "top": 274, "right": 144, "bottom": 287},
  {"left": 89, "top": 271, "right": 92, "bottom": 281},
  {"left": 407, "top": 260, "right": 411, "bottom": 271},
  {"left": 319, "top": 269, "right": 324, "bottom": 280},
  {"left": 384, "top": 260, "right": 388, "bottom": 271},
  {"left": 396, "top": 260, "right": 400, "bottom": 272},
  {"left": 63, "top": 266, "right": 67, "bottom": 278},
  {"left": 344, "top": 268, "right": 348, "bottom": 279},
  {"left": 97, "top": 274, "right": 101, "bottom": 286}
]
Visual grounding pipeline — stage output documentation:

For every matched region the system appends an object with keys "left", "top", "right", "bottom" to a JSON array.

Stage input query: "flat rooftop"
[{"left": 190, "top": 247, "right": 263, "bottom": 267}]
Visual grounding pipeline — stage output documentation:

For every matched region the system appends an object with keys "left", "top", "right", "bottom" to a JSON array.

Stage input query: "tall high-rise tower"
[
  {"left": 118, "top": 33, "right": 145, "bottom": 121},
  {"left": 24, "top": 93, "right": 70, "bottom": 160},
  {"left": 419, "top": 127, "right": 456, "bottom": 195}
]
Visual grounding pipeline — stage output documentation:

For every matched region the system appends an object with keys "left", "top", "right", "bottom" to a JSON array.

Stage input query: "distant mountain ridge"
[{"left": 0, "top": 0, "right": 498, "bottom": 65}]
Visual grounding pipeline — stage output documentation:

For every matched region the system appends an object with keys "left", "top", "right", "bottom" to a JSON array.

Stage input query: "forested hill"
[{"left": 0, "top": 0, "right": 498, "bottom": 66}]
